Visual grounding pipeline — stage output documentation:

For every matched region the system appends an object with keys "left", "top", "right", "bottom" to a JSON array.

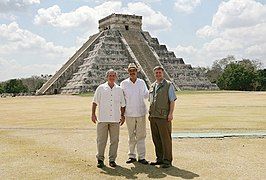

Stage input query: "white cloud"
[
  {"left": 137, "top": 0, "right": 161, "bottom": 3},
  {"left": 125, "top": 2, "right": 171, "bottom": 32},
  {"left": 0, "top": 22, "right": 75, "bottom": 81},
  {"left": 174, "top": 0, "right": 201, "bottom": 14},
  {"left": 212, "top": 0, "right": 266, "bottom": 29},
  {"left": 0, "top": 57, "right": 59, "bottom": 81},
  {"left": 189, "top": 0, "right": 266, "bottom": 67},
  {"left": 196, "top": 25, "right": 219, "bottom": 38},
  {"left": 202, "top": 38, "right": 243, "bottom": 53},
  {"left": 79, "top": 0, "right": 161, "bottom": 4},
  {"left": 0, "top": 22, "right": 74, "bottom": 56},
  {"left": 174, "top": 45, "right": 197, "bottom": 56},
  {"left": 171, "top": 45, "right": 209, "bottom": 67},
  {"left": 0, "top": 13, "right": 16, "bottom": 20},
  {"left": 222, "top": 23, "right": 266, "bottom": 46},
  {"left": 34, "top": 2, "right": 121, "bottom": 29},
  {"left": 0, "top": 0, "right": 40, "bottom": 20},
  {"left": 0, "top": 0, "right": 40, "bottom": 12},
  {"left": 171, "top": 45, "right": 203, "bottom": 65},
  {"left": 246, "top": 43, "right": 266, "bottom": 56},
  {"left": 34, "top": 1, "right": 172, "bottom": 35}
]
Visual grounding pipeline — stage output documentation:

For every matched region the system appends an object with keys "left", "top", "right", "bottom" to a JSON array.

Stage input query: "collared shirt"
[
  {"left": 120, "top": 78, "right": 149, "bottom": 117},
  {"left": 154, "top": 79, "right": 177, "bottom": 102},
  {"left": 93, "top": 82, "right": 126, "bottom": 122}
]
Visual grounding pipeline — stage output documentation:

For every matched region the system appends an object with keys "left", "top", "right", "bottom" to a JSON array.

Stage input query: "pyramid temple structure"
[{"left": 37, "top": 13, "right": 218, "bottom": 95}]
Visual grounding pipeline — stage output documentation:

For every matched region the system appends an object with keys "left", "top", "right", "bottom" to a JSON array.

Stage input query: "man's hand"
[
  {"left": 167, "top": 113, "right": 173, "bottom": 122},
  {"left": 120, "top": 115, "right": 125, "bottom": 126},
  {"left": 91, "top": 102, "right": 97, "bottom": 124},
  {"left": 168, "top": 101, "right": 175, "bottom": 122},
  {"left": 91, "top": 114, "right": 97, "bottom": 124}
]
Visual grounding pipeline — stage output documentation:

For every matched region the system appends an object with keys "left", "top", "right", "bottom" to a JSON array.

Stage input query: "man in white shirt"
[
  {"left": 91, "top": 69, "right": 126, "bottom": 168},
  {"left": 120, "top": 63, "right": 149, "bottom": 165}
]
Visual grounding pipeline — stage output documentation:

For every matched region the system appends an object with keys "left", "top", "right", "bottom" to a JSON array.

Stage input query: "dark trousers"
[{"left": 149, "top": 117, "right": 172, "bottom": 164}]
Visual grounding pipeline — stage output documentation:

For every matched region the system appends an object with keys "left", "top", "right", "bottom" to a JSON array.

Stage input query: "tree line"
[
  {"left": 0, "top": 75, "right": 51, "bottom": 95},
  {"left": 0, "top": 56, "right": 265, "bottom": 94},
  {"left": 197, "top": 56, "right": 265, "bottom": 91}
]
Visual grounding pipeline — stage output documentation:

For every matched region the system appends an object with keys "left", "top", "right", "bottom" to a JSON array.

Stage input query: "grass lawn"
[{"left": 1, "top": 91, "right": 264, "bottom": 131}]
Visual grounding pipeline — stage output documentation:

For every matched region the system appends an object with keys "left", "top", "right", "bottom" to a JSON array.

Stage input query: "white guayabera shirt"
[
  {"left": 93, "top": 82, "right": 126, "bottom": 122},
  {"left": 120, "top": 78, "right": 149, "bottom": 117}
]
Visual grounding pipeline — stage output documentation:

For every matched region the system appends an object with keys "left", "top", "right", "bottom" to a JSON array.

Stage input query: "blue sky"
[{"left": 0, "top": 0, "right": 266, "bottom": 81}]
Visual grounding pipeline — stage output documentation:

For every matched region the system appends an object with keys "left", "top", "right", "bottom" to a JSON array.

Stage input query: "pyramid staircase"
[{"left": 120, "top": 30, "right": 179, "bottom": 89}]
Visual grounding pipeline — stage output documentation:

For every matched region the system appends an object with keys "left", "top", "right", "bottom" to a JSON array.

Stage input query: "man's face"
[
  {"left": 128, "top": 68, "right": 137, "bottom": 79},
  {"left": 107, "top": 72, "right": 117, "bottom": 83},
  {"left": 154, "top": 69, "right": 164, "bottom": 81}
]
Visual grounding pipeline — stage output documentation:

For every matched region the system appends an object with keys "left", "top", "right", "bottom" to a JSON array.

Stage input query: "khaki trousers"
[
  {"left": 126, "top": 116, "right": 146, "bottom": 160},
  {"left": 96, "top": 122, "right": 120, "bottom": 162},
  {"left": 149, "top": 117, "right": 172, "bottom": 163}
]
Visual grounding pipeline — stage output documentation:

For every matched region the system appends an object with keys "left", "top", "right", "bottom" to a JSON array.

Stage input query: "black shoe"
[
  {"left": 138, "top": 159, "right": 149, "bottom": 165},
  {"left": 97, "top": 160, "right": 104, "bottom": 168},
  {"left": 126, "top": 158, "right": 136, "bottom": 164},
  {"left": 109, "top": 161, "right": 117, "bottom": 167},
  {"left": 150, "top": 161, "right": 163, "bottom": 165},
  {"left": 160, "top": 163, "right": 172, "bottom": 168}
]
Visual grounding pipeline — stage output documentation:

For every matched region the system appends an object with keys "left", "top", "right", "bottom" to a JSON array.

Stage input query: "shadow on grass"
[{"left": 100, "top": 162, "right": 199, "bottom": 179}]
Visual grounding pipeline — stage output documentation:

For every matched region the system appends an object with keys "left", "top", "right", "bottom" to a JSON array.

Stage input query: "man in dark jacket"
[{"left": 149, "top": 66, "right": 177, "bottom": 168}]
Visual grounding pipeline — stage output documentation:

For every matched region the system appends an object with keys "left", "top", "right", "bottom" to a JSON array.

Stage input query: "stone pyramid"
[{"left": 37, "top": 13, "right": 218, "bottom": 95}]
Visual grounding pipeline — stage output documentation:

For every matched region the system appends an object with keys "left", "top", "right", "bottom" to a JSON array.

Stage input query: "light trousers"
[
  {"left": 96, "top": 122, "right": 120, "bottom": 162},
  {"left": 126, "top": 116, "right": 146, "bottom": 160}
]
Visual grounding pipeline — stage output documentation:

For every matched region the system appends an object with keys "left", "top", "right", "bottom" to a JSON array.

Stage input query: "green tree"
[
  {"left": 0, "top": 83, "right": 4, "bottom": 94},
  {"left": 217, "top": 62, "right": 257, "bottom": 91},
  {"left": 206, "top": 55, "right": 235, "bottom": 83},
  {"left": 256, "top": 69, "right": 266, "bottom": 91},
  {"left": 4, "top": 79, "right": 28, "bottom": 94},
  {"left": 21, "top": 76, "right": 46, "bottom": 93}
]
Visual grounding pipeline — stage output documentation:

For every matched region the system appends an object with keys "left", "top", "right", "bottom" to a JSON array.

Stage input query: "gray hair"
[{"left": 105, "top": 69, "right": 117, "bottom": 77}]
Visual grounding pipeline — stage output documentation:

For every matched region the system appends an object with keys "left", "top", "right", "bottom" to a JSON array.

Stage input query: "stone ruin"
[{"left": 36, "top": 13, "right": 218, "bottom": 95}]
